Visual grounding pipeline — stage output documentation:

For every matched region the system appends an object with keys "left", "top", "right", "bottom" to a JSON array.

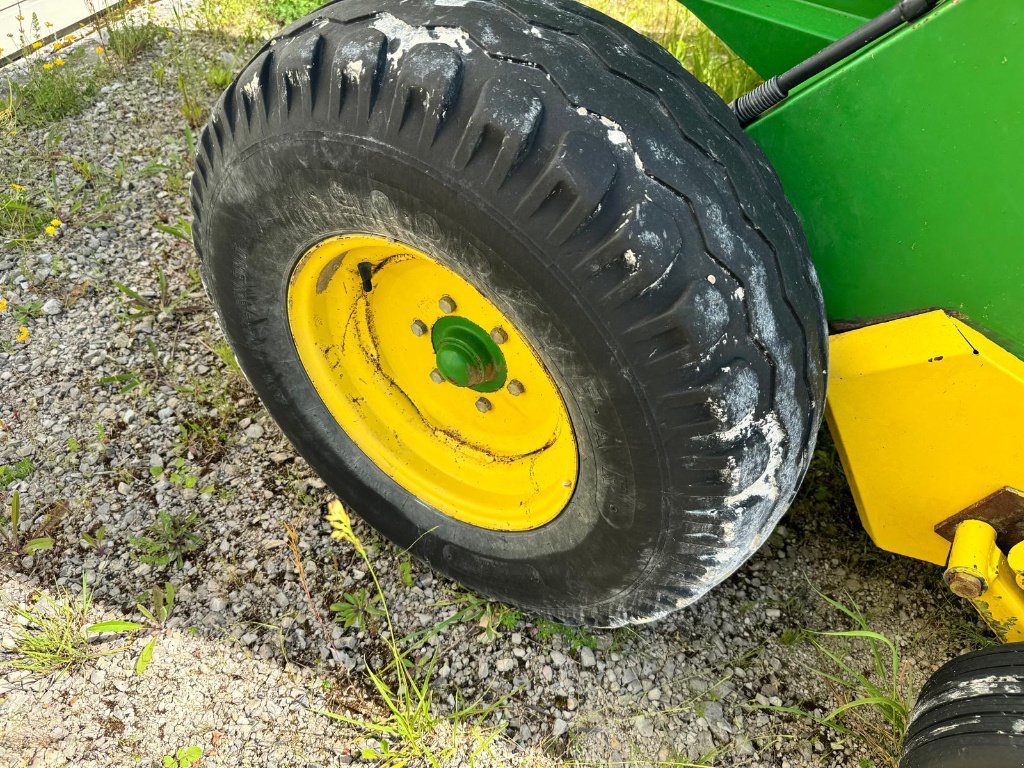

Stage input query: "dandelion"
[
  {"left": 31, "top": 42, "right": 42, "bottom": 50},
  {"left": 50, "top": 218, "right": 61, "bottom": 227},
  {"left": 52, "top": 41, "right": 63, "bottom": 50},
  {"left": 16, "top": 326, "right": 30, "bottom": 343},
  {"left": 42, "top": 62, "right": 53, "bottom": 70},
  {"left": 54, "top": 58, "right": 65, "bottom": 66},
  {"left": 45, "top": 225, "right": 57, "bottom": 236},
  {"left": 95, "top": 46, "right": 104, "bottom": 55},
  {"left": 10, "top": 183, "right": 25, "bottom": 192},
  {"left": 65, "top": 35, "right": 76, "bottom": 42},
  {"left": 0, "top": 298, "right": 8, "bottom": 312}
]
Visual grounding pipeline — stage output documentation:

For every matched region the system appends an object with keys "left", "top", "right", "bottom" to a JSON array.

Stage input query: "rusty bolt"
[
  {"left": 475, "top": 397, "right": 492, "bottom": 413},
  {"left": 411, "top": 319, "right": 428, "bottom": 337},
  {"left": 507, "top": 379, "right": 525, "bottom": 396},
  {"left": 429, "top": 369, "right": 445, "bottom": 384},
  {"left": 438, "top": 295, "right": 457, "bottom": 314},
  {"left": 490, "top": 327, "right": 508, "bottom": 344},
  {"left": 945, "top": 571, "right": 984, "bottom": 600}
]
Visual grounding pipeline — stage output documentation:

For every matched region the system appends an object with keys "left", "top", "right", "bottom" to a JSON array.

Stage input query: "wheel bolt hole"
[
  {"left": 475, "top": 397, "right": 492, "bottom": 413},
  {"left": 507, "top": 379, "right": 525, "bottom": 396},
  {"left": 490, "top": 327, "right": 508, "bottom": 344},
  {"left": 438, "top": 295, "right": 457, "bottom": 314},
  {"left": 411, "top": 319, "right": 428, "bottom": 337}
]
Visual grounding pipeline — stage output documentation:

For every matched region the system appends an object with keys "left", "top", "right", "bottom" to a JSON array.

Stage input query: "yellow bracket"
[{"left": 945, "top": 519, "right": 1024, "bottom": 641}]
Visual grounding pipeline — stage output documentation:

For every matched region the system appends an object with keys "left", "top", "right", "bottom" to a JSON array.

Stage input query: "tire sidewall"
[{"left": 202, "top": 132, "right": 667, "bottom": 619}]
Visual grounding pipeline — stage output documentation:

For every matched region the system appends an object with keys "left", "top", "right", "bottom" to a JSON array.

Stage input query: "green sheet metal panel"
[
  {"left": 680, "top": 0, "right": 892, "bottom": 77},
  {"left": 746, "top": 0, "right": 1024, "bottom": 355}
]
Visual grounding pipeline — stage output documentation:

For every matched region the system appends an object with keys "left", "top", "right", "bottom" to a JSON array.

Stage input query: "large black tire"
[
  {"left": 902, "top": 643, "right": 1024, "bottom": 767},
  {"left": 191, "top": 0, "right": 827, "bottom": 625}
]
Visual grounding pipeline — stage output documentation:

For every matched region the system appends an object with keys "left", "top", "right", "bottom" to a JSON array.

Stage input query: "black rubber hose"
[{"left": 731, "top": 0, "right": 941, "bottom": 127}]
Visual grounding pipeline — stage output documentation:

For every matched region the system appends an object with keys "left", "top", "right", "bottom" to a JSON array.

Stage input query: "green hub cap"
[{"left": 431, "top": 316, "right": 508, "bottom": 393}]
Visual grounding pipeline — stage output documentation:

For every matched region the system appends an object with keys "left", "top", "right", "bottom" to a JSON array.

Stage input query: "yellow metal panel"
[{"left": 826, "top": 311, "right": 1024, "bottom": 566}]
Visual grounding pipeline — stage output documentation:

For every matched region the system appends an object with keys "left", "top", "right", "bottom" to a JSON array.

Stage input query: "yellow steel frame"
[
  {"left": 827, "top": 310, "right": 1024, "bottom": 638},
  {"left": 827, "top": 310, "right": 1024, "bottom": 566}
]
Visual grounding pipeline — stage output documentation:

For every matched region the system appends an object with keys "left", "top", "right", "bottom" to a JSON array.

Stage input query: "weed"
[
  {"left": 1, "top": 579, "right": 135, "bottom": 675},
  {"left": 265, "top": 0, "right": 323, "bottom": 24},
  {"left": 1, "top": 184, "right": 56, "bottom": 244},
  {"left": 134, "top": 582, "right": 177, "bottom": 675},
  {"left": 80, "top": 525, "right": 109, "bottom": 555},
  {"left": 331, "top": 587, "right": 385, "bottom": 630},
  {"left": 758, "top": 592, "right": 910, "bottom": 768},
  {"left": 113, "top": 265, "right": 202, "bottom": 320},
  {"left": 162, "top": 746, "right": 202, "bottom": 768},
  {"left": 129, "top": 510, "right": 205, "bottom": 568},
  {"left": 536, "top": 619, "right": 598, "bottom": 651},
  {"left": 206, "top": 62, "right": 234, "bottom": 89},
  {"left": 398, "top": 556, "right": 414, "bottom": 588},
  {"left": 1, "top": 492, "right": 54, "bottom": 560},
  {"left": 5, "top": 48, "right": 103, "bottom": 127},
  {"left": 320, "top": 500, "right": 508, "bottom": 764},
  {"left": 151, "top": 458, "right": 214, "bottom": 494},
  {"left": 0, "top": 457, "right": 34, "bottom": 487},
  {"left": 108, "top": 22, "right": 165, "bottom": 63},
  {"left": 154, "top": 216, "right": 193, "bottom": 241}
]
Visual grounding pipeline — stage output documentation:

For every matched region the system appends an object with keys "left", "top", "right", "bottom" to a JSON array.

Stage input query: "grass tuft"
[
  {"left": 761, "top": 591, "right": 911, "bottom": 768},
  {"left": 320, "top": 500, "right": 509, "bottom": 765},
  {"left": 0, "top": 579, "right": 130, "bottom": 676}
]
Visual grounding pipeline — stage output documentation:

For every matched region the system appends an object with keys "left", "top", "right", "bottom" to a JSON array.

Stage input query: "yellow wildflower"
[
  {"left": 16, "top": 326, "right": 29, "bottom": 343},
  {"left": 65, "top": 35, "right": 76, "bottom": 42},
  {"left": 325, "top": 499, "right": 365, "bottom": 556},
  {"left": 31, "top": 41, "right": 42, "bottom": 49},
  {"left": 0, "top": 298, "right": 8, "bottom": 312},
  {"left": 15, "top": 14, "right": 24, "bottom": 20},
  {"left": 54, "top": 58, "right": 65, "bottom": 66},
  {"left": 50, "top": 218, "right": 61, "bottom": 227},
  {"left": 42, "top": 62, "right": 53, "bottom": 70},
  {"left": 45, "top": 21, "right": 53, "bottom": 28},
  {"left": 45, "top": 225, "right": 56, "bottom": 236},
  {"left": 95, "top": 46, "right": 105, "bottom": 55},
  {"left": 52, "top": 42, "right": 63, "bottom": 50},
  {"left": 10, "top": 183, "right": 25, "bottom": 192}
]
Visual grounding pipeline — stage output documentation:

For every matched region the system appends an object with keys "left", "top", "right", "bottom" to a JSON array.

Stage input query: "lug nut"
[
  {"left": 507, "top": 379, "right": 525, "bottom": 396},
  {"left": 475, "top": 397, "right": 492, "bottom": 413},
  {"left": 438, "top": 295, "right": 457, "bottom": 314},
  {"left": 490, "top": 327, "right": 508, "bottom": 344},
  {"left": 429, "top": 369, "right": 445, "bottom": 384},
  {"left": 411, "top": 319, "right": 428, "bottom": 337},
  {"left": 945, "top": 571, "right": 984, "bottom": 600}
]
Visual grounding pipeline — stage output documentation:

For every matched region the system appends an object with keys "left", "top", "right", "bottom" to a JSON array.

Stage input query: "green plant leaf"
[
  {"left": 86, "top": 620, "right": 145, "bottom": 633},
  {"left": 136, "top": 636, "right": 156, "bottom": 676},
  {"left": 23, "top": 536, "right": 54, "bottom": 553}
]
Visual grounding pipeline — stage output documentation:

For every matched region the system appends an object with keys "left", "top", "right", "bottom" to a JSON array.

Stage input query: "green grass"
[
  {"left": 0, "top": 580, "right": 136, "bottom": 675},
  {"left": 321, "top": 501, "right": 509, "bottom": 765},
  {"left": 4, "top": 48, "right": 103, "bottom": 127},
  {"left": 582, "top": 0, "right": 761, "bottom": 102},
  {"left": 764, "top": 592, "right": 912, "bottom": 768},
  {"left": 108, "top": 22, "right": 165, "bottom": 62},
  {"left": 264, "top": 0, "right": 324, "bottom": 24}
]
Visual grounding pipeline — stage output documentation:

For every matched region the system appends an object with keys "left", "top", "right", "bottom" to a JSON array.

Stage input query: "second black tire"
[{"left": 191, "top": 0, "right": 827, "bottom": 625}]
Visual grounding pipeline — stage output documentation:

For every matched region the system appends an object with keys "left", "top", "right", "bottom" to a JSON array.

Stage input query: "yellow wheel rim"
[{"left": 287, "top": 234, "right": 578, "bottom": 530}]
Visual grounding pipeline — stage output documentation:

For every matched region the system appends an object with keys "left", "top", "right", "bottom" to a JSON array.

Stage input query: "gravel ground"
[{"left": 0, "top": 7, "right": 990, "bottom": 768}]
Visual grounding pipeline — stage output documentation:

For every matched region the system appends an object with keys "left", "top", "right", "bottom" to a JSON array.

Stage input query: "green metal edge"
[
  {"left": 746, "top": 0, "right": 1024, "bottom": 356},
  {"left": 678, "top": 0, "right": 892, "bottom": 77}
]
